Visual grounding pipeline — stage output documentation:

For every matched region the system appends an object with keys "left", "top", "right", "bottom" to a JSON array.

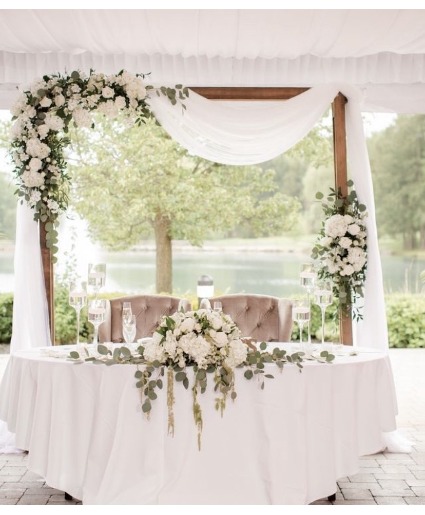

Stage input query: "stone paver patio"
[{"left": 0, "top": 346, "right": 424, "bottom": 505}]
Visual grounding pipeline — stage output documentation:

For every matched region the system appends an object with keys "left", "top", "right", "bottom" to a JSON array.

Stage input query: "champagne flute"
[
  {"left": 213, "top": 301, "right": 222, "bottom": 313},
  {"left": 199, "top": 298, "right": 211, "bottom": 310},
  {"left": 314, "top": 281, "right": 333, "bottom": 346},
  {"left": 292, "top": 299, "right": 310, "bottom": 352},
  {"left": 122, "top": 301, "right": 132, "bottom": 323},
  {"left": 88, "top": 263, "right": 106, "bottom": 296},
  {"left": 88, "top": 299, "right": 107, "bottom": 346},
  {"left": 122, "top": 314, "right": 137, "bottom": 346},
  {"left": 69, "top": 280, "right": 87, "bottom": 346},
  {"left": 177, "top": 299, "right": 187, "bottom": 313},
  {"left": 300, "top": 263, "right": 317, "bottom": 343}
]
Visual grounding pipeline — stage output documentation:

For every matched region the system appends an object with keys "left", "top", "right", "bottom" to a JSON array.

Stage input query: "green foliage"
[
  {"left": 0, "top": 174, "right": 17, "bottom": 241},
  {"left": 68, "top": 116, "right": 301, "bottom": 292},
  {"left": 386, "top": 294, "right": 425, "bottom": 348},
  {"left": 0, "top": 293, "right": 13, "bottom": 343},
  {"left": 368, "top": 115, "right": 425, "bottom": 250}
]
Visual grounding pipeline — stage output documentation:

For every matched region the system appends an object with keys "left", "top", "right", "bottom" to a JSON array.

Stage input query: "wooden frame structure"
[{"left": 40, "top": 86, "right": 352, "bottom": 345}]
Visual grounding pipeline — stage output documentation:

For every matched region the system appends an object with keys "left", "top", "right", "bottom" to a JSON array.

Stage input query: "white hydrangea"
[
  {"left": 28, "top": 190, "right": 41, "bottom": 207},
  {"left": 143, "top": 339, "right": 165, "bottom": 363},
  {"left": 114, "top": 96, "right": 126, "bottom": 110},
  {"left": 44, "top": 113, "right": 64, "bottom": 132},
  {"left": 225, "top": 339, "right": 248, "bottom": 368},
  {"left": 26, "top": 138, "right": 51, "bottom": 159},
  {"left": 22, "top": 170, "right": 44, "bottom": 188},
  {"left": 324, "top": 214, "right": 348, "bottom": 239},
  {"left": 72, "top": 108, "right": 92, "bottom": 128},
  {"left": 10, "top": 93, "right": 28, "bottom": 117}
]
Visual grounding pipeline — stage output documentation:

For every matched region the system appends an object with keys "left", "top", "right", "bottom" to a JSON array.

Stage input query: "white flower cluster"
[
  {"left": 144, "top": 309, "right": 248, "bottom": 369},
  {"left": 321, "top": 213, "right": 367, "bottom": 278},
  {"left": 10, "top": 70, "right": 149, "bottom": 221}
]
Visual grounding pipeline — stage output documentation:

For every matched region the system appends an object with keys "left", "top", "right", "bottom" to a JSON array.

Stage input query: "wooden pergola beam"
[
  {"left": 40, "top": 222, "right": 55, "bottom": 344},
  {"left": 332, "top": 93, "right": 353, "bottom": 345},
  {"left": 40, "top": 86, "right": 353, "bottom": 345}
]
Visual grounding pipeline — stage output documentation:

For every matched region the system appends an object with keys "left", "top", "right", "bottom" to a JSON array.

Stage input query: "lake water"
[{"left": 1, "top": 249, "right": 424, "bottom": 297}]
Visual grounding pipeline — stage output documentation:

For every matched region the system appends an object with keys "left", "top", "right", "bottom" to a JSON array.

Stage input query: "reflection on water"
[{"left": 1, "top": 250, "right": 425, "bottom": 296}]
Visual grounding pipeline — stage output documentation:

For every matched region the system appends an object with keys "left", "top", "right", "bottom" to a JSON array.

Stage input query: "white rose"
[
  {"left": 180, "top": 317, "right": 195, "bottom": 333},
  {"left": 39, "top": 97, "right": 52, "bottom": 108},
  {"left": 37, "top": 124, "right": 49, "bottom": 139},
  {"left": 102, "top": 86, "right": 115, "bottom": 99},
  {"left": 28, "top": 190, "right": 41, "bottom": 207},
  {"left": 54, "top": 94, "right": 65, "bottom": 107},
  {"left": 29, "top": 157, "right": 42, "bottom": 172},
  {"left": 114, "top": 96, "right": 126, "bottom": 110},
  {"left": 213, "top": 331, "right": 228, "bottom": 348},
  {"left": 339, "top": 236, "right": 352, "bottom": 249},
  {"left": 347, "top": 224, "right": 360, "bottom": 236},
  {"left": 47, "top": 199, "right": 59, "bottom": 213}
]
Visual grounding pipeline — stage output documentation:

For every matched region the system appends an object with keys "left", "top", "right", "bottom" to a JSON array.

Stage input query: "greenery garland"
[{"left": 9, "top": 69, "right": 188, "bottom": 260}]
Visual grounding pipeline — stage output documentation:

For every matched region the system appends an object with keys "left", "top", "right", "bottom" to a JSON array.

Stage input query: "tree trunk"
[{"left": 154, "top": 213, "right": 172, "bottom": 293}]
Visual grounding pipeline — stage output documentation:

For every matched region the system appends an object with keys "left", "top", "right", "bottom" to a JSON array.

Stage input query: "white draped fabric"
[
  {"left": 0, "top": 202, "right": 51, "bottom": 454},
  {"left": 1, "top": 10, "right": 425, "bottom": 112},
  {"left": 148, "top": 84, "right": 388, "bottom": 351}
]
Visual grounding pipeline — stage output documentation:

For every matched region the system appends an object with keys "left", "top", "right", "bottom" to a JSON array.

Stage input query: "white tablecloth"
[{"left": 0, "top": 345, "right": 397, "bottom": 505}]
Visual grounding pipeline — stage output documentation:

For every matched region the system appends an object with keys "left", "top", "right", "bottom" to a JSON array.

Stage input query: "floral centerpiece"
[
  {"left": 311, "top": 180, "right": 368, "bottom": 320},
  {"left": 9, "top": 69, "right": 188, "bottom": 260}
]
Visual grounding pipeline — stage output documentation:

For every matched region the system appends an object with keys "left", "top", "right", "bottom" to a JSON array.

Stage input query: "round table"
[{"left": 0, "top": 345, "right": 398, "bottom": 505}]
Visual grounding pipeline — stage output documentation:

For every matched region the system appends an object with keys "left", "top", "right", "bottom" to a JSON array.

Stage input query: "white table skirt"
[{"left": 0, "top": 345, "right": 397, "bottom": 505}]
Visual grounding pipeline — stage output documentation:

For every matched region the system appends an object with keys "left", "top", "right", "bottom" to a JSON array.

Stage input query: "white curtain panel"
[{"left": 0, "top": 202, "right": 50, "bottom": 453}]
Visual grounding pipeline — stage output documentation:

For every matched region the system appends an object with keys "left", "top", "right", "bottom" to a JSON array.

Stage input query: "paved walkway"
[{"left": 0, "top": 347, "right": 424, "bottom": 506}]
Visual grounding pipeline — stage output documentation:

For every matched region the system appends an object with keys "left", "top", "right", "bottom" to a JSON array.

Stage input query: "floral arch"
[{"left": 9, "top": 69, "right": 188, "bottom": 259}]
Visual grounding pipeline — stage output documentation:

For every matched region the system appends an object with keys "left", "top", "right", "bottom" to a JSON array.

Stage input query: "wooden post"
[
  {"left": 39, "top": 222, "right": 55, "bottom": 344},
  {"left": 332, "top": 93, "right": 353, "bottom": 346}
]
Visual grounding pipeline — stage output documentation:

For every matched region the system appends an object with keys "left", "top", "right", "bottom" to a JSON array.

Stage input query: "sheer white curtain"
[
  {"left": 148, "top": 83, "right": 387, "bottom": 351},
  {"left": 0, "top": 202, "right": 51, "bottom": 454}
]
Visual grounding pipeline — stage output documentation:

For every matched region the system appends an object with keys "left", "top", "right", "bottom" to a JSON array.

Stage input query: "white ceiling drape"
[{"left": 1, "top": 10, "right": 425, "bottom": 112}]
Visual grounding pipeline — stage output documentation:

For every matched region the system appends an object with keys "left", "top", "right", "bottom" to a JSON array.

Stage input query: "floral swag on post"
[
  {"left": 311, "top": 180, "right": 368, "bottom": 321},
  {"left": 9, "top": 69, "right": 189, "bottom": 259}
]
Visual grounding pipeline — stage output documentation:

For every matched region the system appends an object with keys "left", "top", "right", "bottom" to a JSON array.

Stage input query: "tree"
[
  {"left": 368, "top": 115, "right": 425, "bottom": 250},
  {"left": 68, "top": 117, "right": 300, "bottom": 293},
  {"left": 0, "top": 118, "right": 16, "bottom": 241}
]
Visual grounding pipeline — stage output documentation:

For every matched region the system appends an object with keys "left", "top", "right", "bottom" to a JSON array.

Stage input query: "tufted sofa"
[
  {"left": 98, "top": 294, "right": 192, "bottom": 343},
  {"left": 211, "top": 294, "right": 293, "bottom": 342}
]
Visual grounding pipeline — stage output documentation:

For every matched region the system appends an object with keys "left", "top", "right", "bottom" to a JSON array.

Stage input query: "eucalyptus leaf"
[{"left": 244, "top": 370, "right": 253, "bottom": 380}]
